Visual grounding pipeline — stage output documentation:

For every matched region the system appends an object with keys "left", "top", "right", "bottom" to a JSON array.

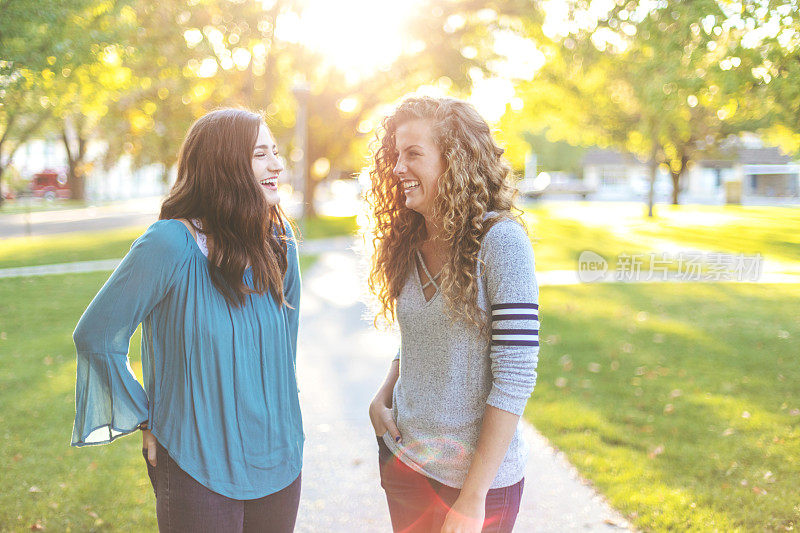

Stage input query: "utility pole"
[{"left": 292, "top": 82, "right": 311, "bottom": 219}]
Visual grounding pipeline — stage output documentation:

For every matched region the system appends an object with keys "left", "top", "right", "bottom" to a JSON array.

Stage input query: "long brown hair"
[
  {"left": 160, "top": 108, "right": 291, "bottom": 307},
  {"left": 367, "top": 96, "right": 520, "bottom": 329}
]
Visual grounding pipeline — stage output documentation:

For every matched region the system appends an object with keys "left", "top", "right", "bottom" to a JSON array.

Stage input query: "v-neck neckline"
[{"left": 415, "top": 249, "right": 441, "bottom": 304}]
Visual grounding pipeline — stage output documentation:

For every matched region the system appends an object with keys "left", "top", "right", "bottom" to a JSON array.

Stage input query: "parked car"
[{"left": 30, "top": 170, "right": 70, "bottom": 201}]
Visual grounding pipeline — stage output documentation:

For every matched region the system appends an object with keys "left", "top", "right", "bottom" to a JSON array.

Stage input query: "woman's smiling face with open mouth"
[
  {"left": 252, "top": 123, "right": 284, "bottom": 207},
  {"left": 393, "top": 119, "right": 445, "bottom": 220}
]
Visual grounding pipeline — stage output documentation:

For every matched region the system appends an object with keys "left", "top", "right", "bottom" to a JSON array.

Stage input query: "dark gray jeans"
[{"left": 144, "top": 441, "right": 301, "bottom": 533}]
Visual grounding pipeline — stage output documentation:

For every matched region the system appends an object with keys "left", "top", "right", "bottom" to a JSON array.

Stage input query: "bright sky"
[
  {"left": 260, "top": 0, "right": 790, "bottom": 123},
  {"left": 268, "top": 0, "right": 548, "bottom": 122},
  {"left": 273, "top": 0, "right": 422, "bottom": 82}
]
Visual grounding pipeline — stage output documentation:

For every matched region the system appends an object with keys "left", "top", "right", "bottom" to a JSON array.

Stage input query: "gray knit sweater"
[{"left": 382, "top": 216, "right": 539, "bottom": 489}]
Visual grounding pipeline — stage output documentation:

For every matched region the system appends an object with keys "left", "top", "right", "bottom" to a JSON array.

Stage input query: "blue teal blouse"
[{"left": 70, "top": 219, "right": 303, "bottom": 499}]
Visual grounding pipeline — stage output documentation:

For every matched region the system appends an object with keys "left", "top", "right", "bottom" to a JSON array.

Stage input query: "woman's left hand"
[{"left": 441, "top": 494, "right": 485, "bottom": 533}]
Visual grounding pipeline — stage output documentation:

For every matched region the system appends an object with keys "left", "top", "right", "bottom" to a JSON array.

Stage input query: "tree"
[
  {"left": 504, "top": 0, "right": 769, "bottom": 212},
  {"left": 1, "top": 0, "right": 130, "bottom": 201}
]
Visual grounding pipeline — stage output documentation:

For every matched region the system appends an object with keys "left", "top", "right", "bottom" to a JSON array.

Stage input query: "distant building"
[
  {"left": 687, "top": 146, "right": 799, "bottom": 200},
  {"left": 582, "top": 149, "right": 672, "bottom": 200},
  {"left": 582, "top": 138, "right": 799, "bottom": 203}
]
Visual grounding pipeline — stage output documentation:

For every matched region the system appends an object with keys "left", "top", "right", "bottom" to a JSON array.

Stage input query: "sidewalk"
[{"left": 295, "top": 248, "right": 632, "bottom": 532}]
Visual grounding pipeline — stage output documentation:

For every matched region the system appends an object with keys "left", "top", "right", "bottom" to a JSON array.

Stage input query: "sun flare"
[{"left": 274, "top": 0, "right": 423, "bottom": 81}]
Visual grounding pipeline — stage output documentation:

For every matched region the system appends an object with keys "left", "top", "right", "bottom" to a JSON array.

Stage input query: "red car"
[{"left": 31, "top": 170, "right": 71, "bottom": 200}]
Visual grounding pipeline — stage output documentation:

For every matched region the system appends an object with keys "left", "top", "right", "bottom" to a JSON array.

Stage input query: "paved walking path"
[{"left": 295, "top": 248, "right": 632, "bottom": 532}]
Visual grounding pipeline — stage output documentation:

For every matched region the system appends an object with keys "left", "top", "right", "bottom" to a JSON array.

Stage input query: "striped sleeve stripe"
[
  {"left": 492, "top": 328, "right": 539, "bottom": 344},
  {"left": 491, "top": 329, "right": 539, "bottom": 335},
  {"left": 492, "top": 339, "right": 540, "bottom": 346},
  {"left": 491, "top": 303, "right": 539, "bottom": 310},
  {"left": 492, "top": 313, "right": 539, "bottom": 322},
  {"left": 492, "top": 334, "right": 539, "bottom": 341}
]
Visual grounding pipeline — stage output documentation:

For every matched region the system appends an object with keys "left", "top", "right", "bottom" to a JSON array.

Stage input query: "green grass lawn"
[
  {"left": 0, "top": 273, "right": 157, "bottom": 532},
  {"left": 0, "top": 215, "right": 357, "bottom": 270},
  {"left": 528, "top": 282, "right": 800, "bottom": 531},
  {"left": 527, "top": 202, "right": 800, "bottom": 271}
]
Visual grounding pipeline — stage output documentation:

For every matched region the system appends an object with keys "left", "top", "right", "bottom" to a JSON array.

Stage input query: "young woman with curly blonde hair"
[{"left": 367, "top": 96, "right": 540, "bottom": 533}]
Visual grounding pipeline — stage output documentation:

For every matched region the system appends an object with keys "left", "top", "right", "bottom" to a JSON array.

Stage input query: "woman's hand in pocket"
[
  {"left": 142, "top": 429, "right": 157, "bottom": 467},
  {"left": 369, "top": 393, "right": 401, "bottom": 444}
]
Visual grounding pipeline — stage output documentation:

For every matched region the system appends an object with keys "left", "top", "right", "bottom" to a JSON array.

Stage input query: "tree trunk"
[
  {"left": 670, "top": 154, "right": 688, "bottom": 205},
  {"left": 670, "top": 170, "right": 680, "bottom": 205},
  {"left": 62, "top": 121, "right": 88, "bottom": 201},
  {"left": 0, "top": 159, "right": 7, "bottom": 207},
  {"left": 647, "top": 144, "right": 658, "bottom": 218}
]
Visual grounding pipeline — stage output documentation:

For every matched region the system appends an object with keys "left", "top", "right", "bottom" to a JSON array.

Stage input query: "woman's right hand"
[
  {"left": 142, "top": 429, "right": 157, "bottom": 467},
  {"left": 369, "top": 393, "right": 401, "bottom": 443}
]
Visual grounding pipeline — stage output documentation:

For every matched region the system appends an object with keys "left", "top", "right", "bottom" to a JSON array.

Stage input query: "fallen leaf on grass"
[
  {"left": 663, "top": 404, "right": 674, "bottom": 414},
  {"left": 28, "top": 486, "right": 41, "bottom": 493},
  {"left": 621, "top": 342, "right": 634, "bottom": 353},
  {"left": 648, "top": 445, "right": 664, "bottom": 459},
  {"left": 29, "top": 521, "right": 44, "bottom": 531},
  {"left": 789, "top": 409, "right": 800, "bottom": 416},
  {"left": 752, "top": 486, "right": 767, "bottom": 495},
  {"left": 669, "top": 389, "right": 682, "bottom": 398},
  {"left": 13, "top": 454, "right": 23, "bottom": 462}
]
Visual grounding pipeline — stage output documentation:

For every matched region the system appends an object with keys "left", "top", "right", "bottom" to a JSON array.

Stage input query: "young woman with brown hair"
[
  {"left": 71, "top": 108, "right": 303, "bottom": 532},
  {"left": 368, "top": 96, "right": 540, "bottom": 533}
]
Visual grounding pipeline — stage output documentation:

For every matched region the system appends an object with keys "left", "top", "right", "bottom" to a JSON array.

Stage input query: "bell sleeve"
[{"left": 70, "top": 220, "right": 190, "bottom": 446}]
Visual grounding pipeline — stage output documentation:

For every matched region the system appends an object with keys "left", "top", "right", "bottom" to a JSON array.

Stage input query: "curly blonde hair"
[{"left": 367, "top": 96, "right": 521, "bottom": 330}]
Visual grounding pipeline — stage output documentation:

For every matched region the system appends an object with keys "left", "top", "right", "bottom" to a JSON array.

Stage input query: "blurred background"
[
  {"left": 2, "top": 0, "right": 799, "bottom": 216},
  {"left": 2, "top": 1, "right": 799, "bottom": 532}
]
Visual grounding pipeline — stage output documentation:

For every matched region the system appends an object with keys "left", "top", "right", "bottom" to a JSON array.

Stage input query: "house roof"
[
  {"left": 583, "top": 145, "right": 795, "bottom": 168},
  {"left": 737, "top": 147, "right": 793, "bottom": 165}
]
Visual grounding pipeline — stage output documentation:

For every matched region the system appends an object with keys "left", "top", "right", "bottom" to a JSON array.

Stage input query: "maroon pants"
[{"left": 378, "top": 437, "right": 524, "bottom": 533}]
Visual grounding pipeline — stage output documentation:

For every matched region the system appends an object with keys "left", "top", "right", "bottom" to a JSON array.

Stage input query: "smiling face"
[
  {"left": 393, "top": 119, "right": 445, "bottom": 220},
  {"left": 251, "top": 123, "right": 284, "bottom": 207}
]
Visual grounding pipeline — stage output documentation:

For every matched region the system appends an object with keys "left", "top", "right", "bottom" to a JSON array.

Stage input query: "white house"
[{"left": 582, "top": 138, "right": 800, "bottom": 204}]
